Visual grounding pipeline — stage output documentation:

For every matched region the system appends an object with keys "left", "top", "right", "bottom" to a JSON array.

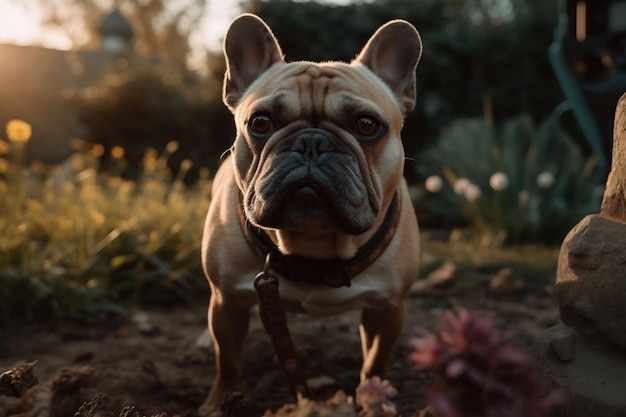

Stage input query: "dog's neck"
[
  {"left": 237, "top": 192, "right": 401, "bottom": 287},
  {"left": 272, "top": 230, "right": 339, "bottom": 259},
  {"left": 270, "top": 229, "right": 369, "bottom": 260}
]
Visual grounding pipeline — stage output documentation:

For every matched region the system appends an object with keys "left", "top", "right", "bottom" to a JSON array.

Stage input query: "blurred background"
[
  {"left": 0, "top": 0, "right": 565, "bottom": 171},
  {"left": 1, "top": 0, "right": 625, "bottom": 322}
]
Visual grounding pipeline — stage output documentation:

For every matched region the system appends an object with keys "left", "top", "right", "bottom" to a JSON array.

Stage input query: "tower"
[{"left": 98, "top": 8, "right": 134, "bottom": 54}]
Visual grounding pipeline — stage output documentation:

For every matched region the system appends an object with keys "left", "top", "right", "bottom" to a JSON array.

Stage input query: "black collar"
[{"left": 237, "top": 192, "right": 401, "bottom": 287}]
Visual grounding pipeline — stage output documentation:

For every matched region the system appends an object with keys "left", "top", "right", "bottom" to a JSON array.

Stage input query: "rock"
[
  {"left": 537, "top": 93, "right": 626, "bottom": 417},
  {"left": 0, "top": 361, "right": 38, "bottom": 397},
  {"left": 556, "top": 95, "right": 626, "bottom": 348},
  {"left": 131, "top": 311, "right": 159, "bottom": 336},
  {"left": 601, "top": 92, "right": 626, "bottom": 222},
  {"left": 556, "top": 214, "right": 626, "bottom": 348},
  {"left": 537, "top": 324, "right": 626, "bottom": 417},
  {"left": 306, "top": 375, "right": 337, "bottom": 391},
  {"left": 548, "top": 325, "right": 576, "bottom": 362}
]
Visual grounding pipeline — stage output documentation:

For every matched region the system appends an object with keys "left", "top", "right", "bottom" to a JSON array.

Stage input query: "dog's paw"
[
  {"left": 198, "top": 392, "right": 252, "bottom": 417},
  {"left": 197, "top": 401, "right": 222, "bottom": 417}
]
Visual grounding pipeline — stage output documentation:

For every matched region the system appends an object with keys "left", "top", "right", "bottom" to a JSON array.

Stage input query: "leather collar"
[{"left": 237, "top": 192, "right": 402, "bottom": 288}]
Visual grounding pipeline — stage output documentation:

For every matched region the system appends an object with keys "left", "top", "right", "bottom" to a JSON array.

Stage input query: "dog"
[{"left": 199, "top": 13, "right": 422, "bottom": 416}]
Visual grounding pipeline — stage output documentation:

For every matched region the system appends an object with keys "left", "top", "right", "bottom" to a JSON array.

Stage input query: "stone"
[
  {"left": 131, "top": 311, "right": 159, "bottom": 336},
  {"left": 547, "top": 325, "right": 576, "bottom": 362},
  {"left": 536, "top": 93, "right": 626, "bottom": 417},
  {"left": 306, "top": 375, "right": 338, "bottom": 391},
  {"left": 537, "top": 324, "right": 626, "bottom": 417},
  {"left": 556, "top": 214, "right": 626, "bottom": 348},
  {"left": 601, "top": 92, "right": 626, "bottom": 222}
]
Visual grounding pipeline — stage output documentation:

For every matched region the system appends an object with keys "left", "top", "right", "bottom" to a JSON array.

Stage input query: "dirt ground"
[{"left": 0, "top": 260, "right": 560, "bottom": 417}]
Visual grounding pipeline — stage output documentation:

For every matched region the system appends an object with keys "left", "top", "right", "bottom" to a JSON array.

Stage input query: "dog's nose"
[{"left": 291, "top": 130, "right": 334, "bottom": 157}]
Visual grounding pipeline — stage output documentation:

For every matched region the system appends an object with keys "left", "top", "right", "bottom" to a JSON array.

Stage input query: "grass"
[
  {"left": 0, "top": 122, "right": 212, "bottom": 326},
  {"left": 0, "top": 119, "right": 562, "bottom": 329},
  {"left": 420, "top": 231, "right": 559, "bottom": 284}
]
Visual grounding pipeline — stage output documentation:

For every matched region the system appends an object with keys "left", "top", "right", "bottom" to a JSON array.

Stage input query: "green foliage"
[
  {"left": 76, "top": 1, "right": 568, "bottom": 184},
  {"left": 78, "top": 71, "right": 189, "bottom": 162},
  {"left": 0, "top": 135, "right": 211, "bottom": 326},
  {"left": 76, "top": 70, "right": 235, "bottom": 181},
  {"left": 416, "top": 115, "right": 603, "bottom": 244},
  {"left": 254, "top": 0, "right": 565, "bottom": 171}
]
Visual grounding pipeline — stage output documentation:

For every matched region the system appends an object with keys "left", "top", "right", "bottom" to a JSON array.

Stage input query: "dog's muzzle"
[{"left": 246, "top": 128, "right": 377, "bottom": 234}]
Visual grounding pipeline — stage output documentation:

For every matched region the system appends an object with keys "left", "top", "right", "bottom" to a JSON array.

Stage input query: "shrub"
[
  {"left": 415, "top": 115, "right": 603, "bottom": 244},
  {"left": 75, "top": 70, "right": 235, "bottom": 182},
  {"left": 77, "top": 71, "right": 191, "bottom": 168}
]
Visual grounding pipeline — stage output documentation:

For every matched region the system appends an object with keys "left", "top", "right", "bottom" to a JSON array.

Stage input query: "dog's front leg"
[
  {"left": 199, "top": 291, "right": 251, "bottom": 416},
  {"left": 359, "top": 300, "right": 405, "bottom": 380}
]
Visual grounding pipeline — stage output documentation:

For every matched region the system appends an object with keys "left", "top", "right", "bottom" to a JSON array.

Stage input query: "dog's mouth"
[
  {"left": 246, "top": 174, "right": 373, "bottom": 235},
  {"left": 268, "top": 178, "right": 342, "bottom": 231}
]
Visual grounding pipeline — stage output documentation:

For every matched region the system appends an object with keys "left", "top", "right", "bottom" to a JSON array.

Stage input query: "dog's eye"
[
  {"left": 249, "top": 114, "right": 273, "bottom": 135},
  {"left": 354, "top": 116, "right": 380, "bottom": 137}
]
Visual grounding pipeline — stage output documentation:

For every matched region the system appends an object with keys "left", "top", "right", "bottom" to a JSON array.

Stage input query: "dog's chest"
[{"left": 239, "top": 268, "right": 400, "bottom": 316}]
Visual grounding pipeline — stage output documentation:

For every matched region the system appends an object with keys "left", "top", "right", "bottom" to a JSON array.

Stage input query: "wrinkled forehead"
[{"left": 237, "top": 62, "right": 403, "bottom": 124}]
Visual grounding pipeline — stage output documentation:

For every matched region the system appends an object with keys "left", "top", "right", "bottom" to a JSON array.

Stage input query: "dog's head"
[{"left": 222, "top": 14, "right": 421, "bottom": 259}]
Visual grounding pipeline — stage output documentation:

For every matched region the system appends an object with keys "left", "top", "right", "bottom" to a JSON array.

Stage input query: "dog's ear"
[
  {"left": 355, "top": 20, "right": 422, "bottom": 115},
  {"left": 223, "top": 14, "right": 284, "bottom": 110}
]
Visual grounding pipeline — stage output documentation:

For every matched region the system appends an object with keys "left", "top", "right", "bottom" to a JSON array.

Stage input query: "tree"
[
  {"left": 251, "top": 0, "right": 562, "bottom": 145},
  {"left": 20, "top": 0, "right": 205, "bottom": 74}
]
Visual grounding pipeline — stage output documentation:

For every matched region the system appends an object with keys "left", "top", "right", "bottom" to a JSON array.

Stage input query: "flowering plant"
[
  {"left": 6, "top": 119, "right": 32, "bottom": 143},
  {"left": 356, "top": 376, "right": 398, "bottom": 416},
  {"left": 0, "top": 121, "right": 211, "bottom": 324},
  {"left": 410, "top": 309, "right": 565, "bottom": 417},
  {"left": 416, "top": 115, "right": 602, "bottom": 244}
]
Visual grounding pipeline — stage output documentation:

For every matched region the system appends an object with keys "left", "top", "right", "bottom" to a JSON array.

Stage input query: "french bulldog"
[{"left": 200, "top": 13, "right": 422, "bottom": 416}]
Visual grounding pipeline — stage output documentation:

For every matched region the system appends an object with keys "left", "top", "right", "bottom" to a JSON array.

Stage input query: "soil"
[{"left": 0, "top": 261, "right": 560, "bottom": 417}]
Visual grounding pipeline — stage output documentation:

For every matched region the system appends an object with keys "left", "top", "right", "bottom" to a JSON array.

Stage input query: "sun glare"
[{"left": 0, "top": 1, "right": 72, "bottom": 49}]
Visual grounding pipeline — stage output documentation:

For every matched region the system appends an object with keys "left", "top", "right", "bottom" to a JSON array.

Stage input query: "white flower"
[
  {"left": 453, "top": 178, "right": 471, "bottom": 195},
  {"left": 536, "top": 172, "right": 555, "bottom": 189},
  {"left": 489, "top": 172, "right": 509, "bottom": 191},
  {"left": 464, "top": 183, "right": 482, "bottom": 201},
  {"left": 425, "top": 175, "right": 444, "bottom": 193}
]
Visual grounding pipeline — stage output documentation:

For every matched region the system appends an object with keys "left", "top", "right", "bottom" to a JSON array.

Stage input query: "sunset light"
[
  {"left": 0, "top": 0, "right": 355, "bottom": 55},
  {"left": 0, "top": 0, "right": 237, "bottom": 55},
  {"left": 0, "top": 1, "right": 73, "bottom": 49}
]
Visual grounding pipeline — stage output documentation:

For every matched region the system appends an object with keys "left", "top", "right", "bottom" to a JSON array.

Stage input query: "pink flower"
[
  {"left": 356, "top": 376, "right": 397, "bottom": 406},
  {"left": 410, "top": 309, "right": 565, "bottom": 417}
]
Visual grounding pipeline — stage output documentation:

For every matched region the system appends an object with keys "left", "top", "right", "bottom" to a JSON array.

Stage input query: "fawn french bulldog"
[{"left": 200, "top": 14, "right": 422, "bottom": 415}]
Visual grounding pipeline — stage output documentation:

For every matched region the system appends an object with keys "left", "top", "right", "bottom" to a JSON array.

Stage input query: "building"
[{"left": 0, "top": 9, "right": 140, "bottom": 163}]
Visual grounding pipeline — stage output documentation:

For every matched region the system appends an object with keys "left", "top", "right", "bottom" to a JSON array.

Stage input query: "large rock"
[
  {"left": 536, "top": 323, "right": 626, "bottom": 417},
  {"left": 601, "top": 93, "right": 626, "bottom": 221},
  {"left": 556, "top": 92, "right": 626, "bottom": 348},
  {"left": 556, "top": 214, "right": 626, "bottom": 348},
  {"left": 536, "top": 93, "right": 626, "bottom": 417}
]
